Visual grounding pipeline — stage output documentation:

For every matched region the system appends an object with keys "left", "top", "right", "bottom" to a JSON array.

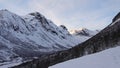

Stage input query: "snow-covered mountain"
[
  {"left": 70, "top": 28, "right": 99, "bottom": 42},
  {"left": 70, "top": 28, "right": 99, "bottom": 36},
  {"left": 0, "top": 9, "right": 83, "bottom": 63},
  {"left": 50, "top": 46, "right": 120, "bottom": 68}
]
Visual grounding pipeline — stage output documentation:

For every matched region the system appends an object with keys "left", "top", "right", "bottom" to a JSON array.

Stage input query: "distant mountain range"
[
  {"left": 70, "top": 28, "right": 99, "bottom": 36},
  {"left": 70, "top": 28, "right": 99, "bottom": 43}
]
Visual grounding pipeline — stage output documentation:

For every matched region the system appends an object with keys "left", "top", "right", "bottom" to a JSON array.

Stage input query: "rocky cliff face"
[
  {"left": 12, "top": 12, "right": 120, "bottom": 68},
  {"left": 0, "top": 9, "right": 81, "bottom": 63}
]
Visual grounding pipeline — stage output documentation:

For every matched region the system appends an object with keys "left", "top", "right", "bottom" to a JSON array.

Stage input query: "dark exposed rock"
[
  {"left": 72, "top": 28, "right": 99, "bottom": 37},
  {"left": 60, "top": 25, "right": 68, "bottom": 30},
  {"left": 29, "top": 12, "right": 44, "bottom": 18},
  {"left": 76, "top": 29, "right": 90, "bottom": 36}
]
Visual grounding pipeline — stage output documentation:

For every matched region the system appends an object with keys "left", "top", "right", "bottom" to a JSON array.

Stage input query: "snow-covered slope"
[
  {"left": 0, "top": 9, "right": 82, "bottom": 63},
  {"left": 50, "top": 46, "right": 120, "bottom": 68}
]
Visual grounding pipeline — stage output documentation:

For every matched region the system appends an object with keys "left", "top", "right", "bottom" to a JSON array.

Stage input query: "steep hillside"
[{"left": 50, "top": 46, "right": 120, "bottom": 68}]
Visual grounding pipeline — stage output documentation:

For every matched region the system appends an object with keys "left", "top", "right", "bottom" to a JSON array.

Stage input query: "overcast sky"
[{"left": 0, "top": 0, "right": 120, "bottom": 30}]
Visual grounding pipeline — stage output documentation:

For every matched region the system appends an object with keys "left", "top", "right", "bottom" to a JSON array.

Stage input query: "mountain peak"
[
  {"left": 29, "top": 12, "right": 44, "bottom": 18},
  {"left": 60, "top": 25, "right": 68, "bottom": 30},
  {"left": 0, "top": 9, "right": 9, "bottom": 12},
  {"left": 78, "top": 27, "right": 87, "bottom": 31},
  {"left": 70, "top": 28, "right": 99, "bottom": 37},
  {"left": 0, "top": 9, "right": 14, "bottom": 14}
]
